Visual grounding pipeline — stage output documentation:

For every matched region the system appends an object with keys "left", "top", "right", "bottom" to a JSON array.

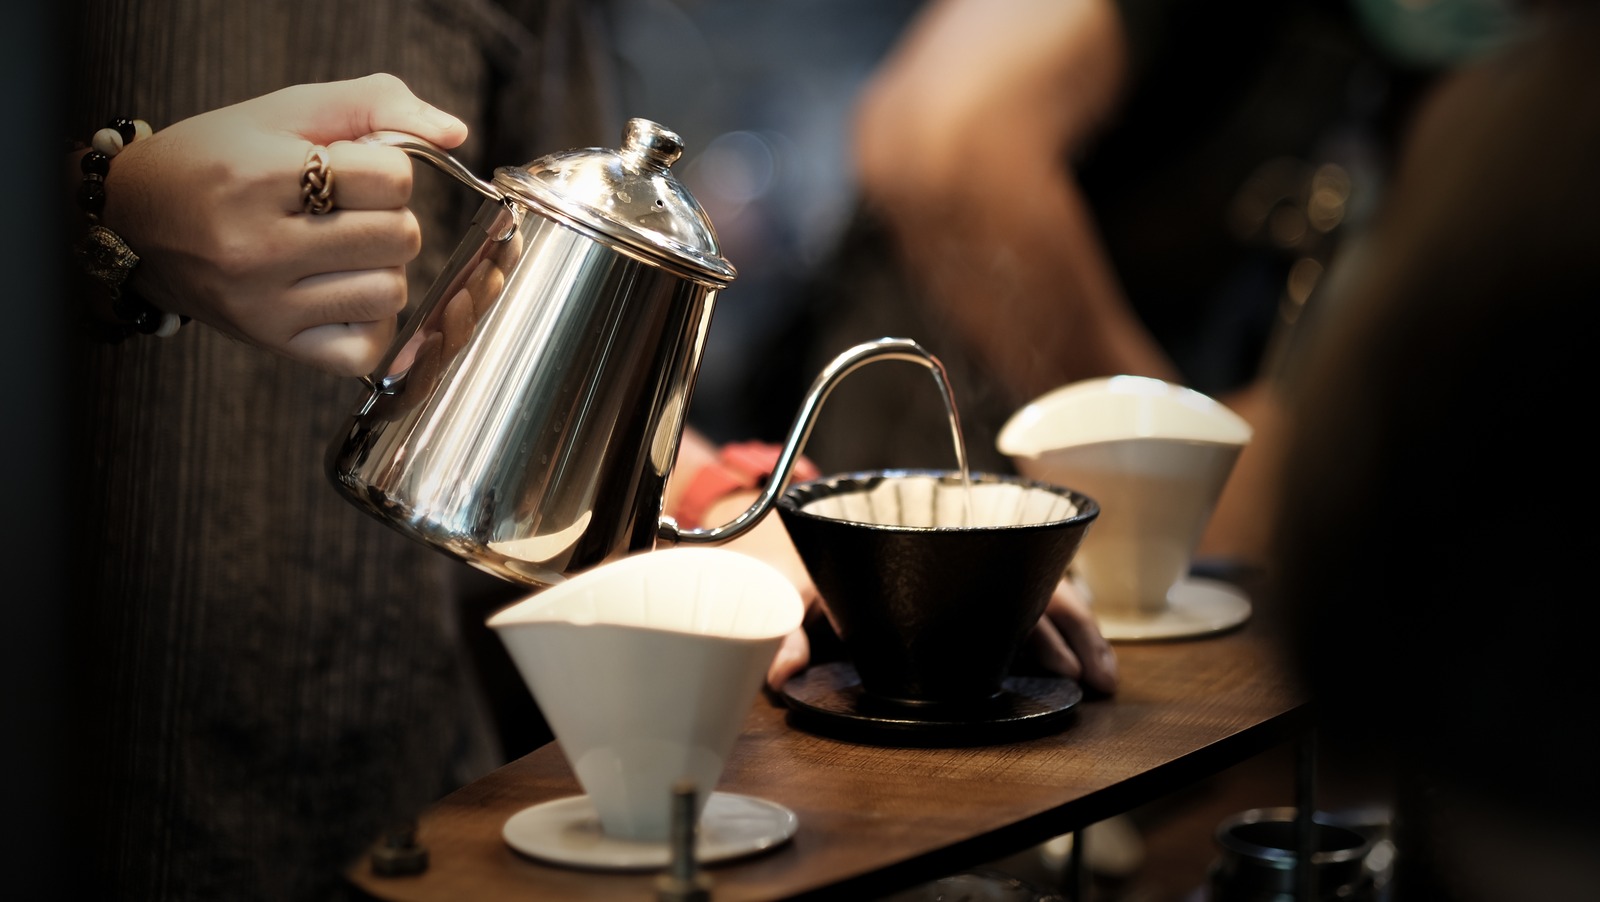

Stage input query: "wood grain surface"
[{"left": 349, "top": 620, "right": 1306, "bottom": 901}]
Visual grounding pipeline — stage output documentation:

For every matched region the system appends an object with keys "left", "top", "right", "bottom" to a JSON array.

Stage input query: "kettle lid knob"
[
  {"left": 494, "top": 118, "right": 736, "bottom": 288},
  {"left": 621, "top": 118, "right": 684, "bottom": 172}
]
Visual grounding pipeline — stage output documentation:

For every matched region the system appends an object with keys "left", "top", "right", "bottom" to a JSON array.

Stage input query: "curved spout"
[{"left": 663, "top": 337, "right": 953, "bottom": 546}]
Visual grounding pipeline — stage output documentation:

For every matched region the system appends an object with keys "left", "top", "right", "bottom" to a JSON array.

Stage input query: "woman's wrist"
[{"left": 67, "top": 117, "right": 187, "bottom": 341}]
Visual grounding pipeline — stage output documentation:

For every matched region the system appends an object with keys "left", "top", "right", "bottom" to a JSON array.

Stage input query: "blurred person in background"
[
  {"left": 1276, "top": 4, "right": 1600, "bottom": 899},
  {"left": 742, "top": 0, "right": 1524, "bottom": 568},
  {"left": 730, "top": 0, "right": 1545, "bottom": 894}
]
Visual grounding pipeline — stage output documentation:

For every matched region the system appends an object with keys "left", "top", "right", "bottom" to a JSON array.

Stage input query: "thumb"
[{"left": 276, "top": 73, "right": 469, "bottom": 149}]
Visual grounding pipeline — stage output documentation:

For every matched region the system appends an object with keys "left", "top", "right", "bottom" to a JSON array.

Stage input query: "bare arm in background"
[
  {"left": 853, "top": 0, "right": 1180, "bottom": 400},
  {"left": 855, "top": 0, "right": 1290, "bottom": 563}
]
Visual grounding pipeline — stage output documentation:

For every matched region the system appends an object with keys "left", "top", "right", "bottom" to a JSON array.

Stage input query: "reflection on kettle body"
[
  {"left": 327, "top": 119, "right": 952, "bottom": 588},
  {"left": 374, "top": 203, "right": 521, "bottom": 415}
]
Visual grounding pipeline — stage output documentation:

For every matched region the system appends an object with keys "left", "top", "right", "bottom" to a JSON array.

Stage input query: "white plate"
[
  {"left": 501, "top": 791, "right": 798, "bottom": 871},
  {"left": 1091, "top": 576, "right": 1252, "bottom": 641}
]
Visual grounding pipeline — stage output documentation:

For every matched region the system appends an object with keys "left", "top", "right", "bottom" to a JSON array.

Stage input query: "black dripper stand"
[
  {"left": 775, "top": 470, "right": 1099, "bottom": 746},
  {"left": 780, "top": 662, "right": 1084, "bottom": 746}
]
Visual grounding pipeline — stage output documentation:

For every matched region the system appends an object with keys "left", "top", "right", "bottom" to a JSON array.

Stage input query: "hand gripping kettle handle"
[{"left": 351, "top": 131, "right": 517, "bottom": 391}]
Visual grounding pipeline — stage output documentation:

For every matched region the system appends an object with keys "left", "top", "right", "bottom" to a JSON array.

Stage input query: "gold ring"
[{"left": 300, "top": 145, "right": 335, "bottom": 215}]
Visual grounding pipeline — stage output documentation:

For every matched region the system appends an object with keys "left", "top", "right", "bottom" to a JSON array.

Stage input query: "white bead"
[
  {"left": 153, "top": 311, "right": 183, "bottom": 338},
  {"left": 91, "top": 127, "right": 125, "bottom": 157},
  {"left": 133, "top": 119, "right": 153, "bottom": 141}
]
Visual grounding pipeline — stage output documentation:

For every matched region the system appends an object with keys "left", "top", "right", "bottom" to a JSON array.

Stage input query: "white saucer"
[
  {"left": 501, "top": 791, "right": 798, "bottom": 871},
  {"left": 1090, "top": 576, "right": 1252, "bottom": 641}
]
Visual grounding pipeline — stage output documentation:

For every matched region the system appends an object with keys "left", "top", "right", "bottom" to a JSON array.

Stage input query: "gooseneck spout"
[{"left": 662, "top": 337, "right": 956, "bottom": 546}]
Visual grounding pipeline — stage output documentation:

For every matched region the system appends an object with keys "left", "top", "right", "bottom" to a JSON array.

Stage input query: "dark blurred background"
[
  {"left": 609, "top": 0, "right": 923, "bottom": 441},
  {"left": 4, "top": 0, "right": 70, "bottom": 895}
]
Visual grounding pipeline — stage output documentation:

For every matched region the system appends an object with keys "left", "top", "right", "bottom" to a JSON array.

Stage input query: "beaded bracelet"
[{"left": 71, "top": 116, "right": 187, "bottom": 340}]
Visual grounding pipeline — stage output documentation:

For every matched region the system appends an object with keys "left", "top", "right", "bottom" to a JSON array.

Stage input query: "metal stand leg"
[
  {"left": 369, "top": 818, "right": 429, "bottom": 877},
  {"left": 1067, "top": 827, "right": 1088, "bottom": 902},
  {"left": 1295, "top": 729, "right": 1317, "bottom": 900}
]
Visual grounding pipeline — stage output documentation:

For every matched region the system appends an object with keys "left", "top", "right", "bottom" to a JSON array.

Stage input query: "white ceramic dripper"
[
  {"left": 998, "top": 375, "right": 1253, "bottom": 640},
  {"left": 487, "top": 546, "right": 803, "bottom": 866}
]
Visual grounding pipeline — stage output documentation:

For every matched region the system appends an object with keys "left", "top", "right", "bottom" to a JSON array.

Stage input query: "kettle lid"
[{"left": 494, "top": 118, "right": 737, "bottom": 288}]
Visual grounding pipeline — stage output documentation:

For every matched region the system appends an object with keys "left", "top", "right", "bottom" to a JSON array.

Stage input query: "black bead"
[
  {"left": 78, "top": 177, "right": 107, "bottom": 214},
  {"left": 119, "top": 290, "right": 169, "bottom": 335},
  {"left": 111, "top": 291, "right": 144, "bottom": 323},
  {"left": 80, "top": 151, "right": 110, "bottom": 176},
  {"left": 111, "top": 118, "right": 138, "bottom": 144}
]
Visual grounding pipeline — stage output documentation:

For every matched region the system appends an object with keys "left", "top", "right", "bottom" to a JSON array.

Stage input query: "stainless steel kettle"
[{"left": 327, "top": 118, "right": 951, "bottom": 587}]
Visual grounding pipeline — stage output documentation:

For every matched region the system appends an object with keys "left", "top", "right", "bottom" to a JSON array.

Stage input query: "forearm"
[
  {"left": 853, "top": 0, "right": 1179, "bottom": 398},
  {"left": 870, "top": 152, "right": 1179, "bottom": 399}
]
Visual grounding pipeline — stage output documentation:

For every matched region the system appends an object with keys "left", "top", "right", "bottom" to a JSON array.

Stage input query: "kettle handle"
[
  {"left": 359, "top": 130, "right": 505, "bottom": 203},
  {"left": 351, "top": 131, "right": 517, "bottom": 391},
  {"left": 662, "top": 337, "right": 952, "bottom": 546}
]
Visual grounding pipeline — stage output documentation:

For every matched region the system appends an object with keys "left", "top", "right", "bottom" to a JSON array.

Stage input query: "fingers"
[
  {"left": 98, "top": 75, "right": 469, "bottom": 377},
  {"left": 263, "top": 78, "right": 457, "bottom": 215},
  {"left": 1024, "top": 618, "right": 1085, "bottom": 680},
  {"left": 189, "top": 200, "right": 417, "bottom": 376},
  {"left": 245, "top": 204, "right": 414, "bottom": 334},
  {"left": 208, "top": 265, "right": 405, "bottom": 378},
  {"left": 272, "top": 141, "right": 415, "bottom": 216},
  {"left": 284, "top": 319, "right": 398, "bottom": 377},
  {"left": 273, "top": 269, "right": 407, "bottom": 377},
  {"left": 767, "top": 626, "right": 812, "bottom": 690},
  {"left": 287, "top": 207, "right": 421, "bottom": 271},
  {"left": 346, "top": 72, "right": 469, "bottom": 147},
  {"left": 304, "top": 140, "right": 417, "bottom": 212},
  {"left": 1043, "top": 579, "right": 1119, "bottom": 694},
  {"left": 270, "top": 73, "right": 468, "bottom": 149},
  {"left": 286, "top": 267, "right": 410, "bottom": 327}
]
